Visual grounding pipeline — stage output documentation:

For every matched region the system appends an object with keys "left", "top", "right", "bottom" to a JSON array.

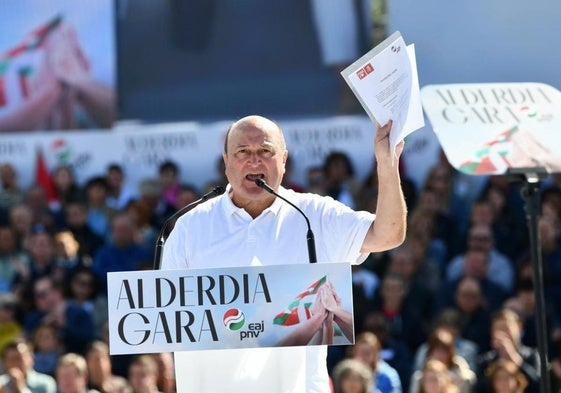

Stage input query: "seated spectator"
[
  {"left": 372, "top": 273, "right": 428, "bottom": 353},
  {"left": 449, "top": 277, "right": 492, "bottom": 353},
  {"left": 362, "top": 311, "right": 413, "bottom": 392},
  {"left": 55, "top": 353, "right": 99, "bottom": 393},
  {"left": 438, "top": 250, "right": 508, "bottom": 314},
  {"left": 385, "top": 243, "right": 435, "bottom": 324},
  {"left": 349, "top": 331, "right": 402, "bottom": 393},
  {"left": 84, "top": 176, "right": 118, "bottom": 241},
  {"left": 31, "top": 324, "right": 62, "bottom": 377},
  {"left": 85, "top": 340, "right": 131, "bottom": 393},
  {"left": 124, "top": 200, "right": 158, "bottom": 255},
  {"left": 323, "top": 151, "right": 361, "bottom": 209},
  {"left": 412, "top": 309, "right": 479, "bottom": 373},
  {"left": 151, "top": 353, "right": 174, "bottom": 393},
  {"left": 8, "top": 204, "right": 34, "bottom": 251},
  {"left": 127, "top": 355, "right": 161, "bottom": 393},
  {"left": 0, "top": 163, "right": 24, "bottom": 220},
  {"left": 13, "top": 231, "right": 68, "bottom": 308},
  {"left": 92, "top": 214, "right": 152, "bottom": 291},
  {"left": 0, "top": 339, "right": 56, "bottom": 393},
  {"left": 0, "top": 225, "right": 30, "bottom": 293},
  {"left": 446, "top": 223, "right": 514, "bottom": 294},
  {"left": 63, "top": 202, "right": 105, "bottom": 264},
  {"left": 24, "top": 276, "right": 95, "bottom": 355},
  {"left": 67, "top": 268, "right": 107, "bottom": 340},
  {"left": 0, "top": 294, "right": 22, "bottom": 354},
  {"left": 485, "top": 359, "right": 528, "bottom": 393},
  {"left": 413, "top": 359, "right": 459, "bottom": 393},
  {"left": 52, "top": 165, "right": 84, "bottom": 210},
  {"left": 23, "top": 186, "right": 60, "bottom": 235},
  {"left": 409, "top": 327, "right": 475, "bottom": 393},
  {"left": 332, "top": 358, "right": 374, "bottom": 393},
  {"left": 477, "top": 308, "right": 540, "bottom": 393},
  {"left": 53, "top": 231, "right": 81, "bottom": 273},
  {"left": 158, "top": 161, "right": 181, "bottom": 209},
  {"left": 105, "top": 164, "right": 137, "bottom": 211}
]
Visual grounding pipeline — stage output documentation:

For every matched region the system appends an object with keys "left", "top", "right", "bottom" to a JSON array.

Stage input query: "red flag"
[{"left": 35, "top": 148, "right": 58, "bottom": 205}]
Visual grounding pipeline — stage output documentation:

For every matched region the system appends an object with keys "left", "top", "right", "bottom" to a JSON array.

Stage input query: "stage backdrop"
[{"left": 0, "top": 0, "right": 116, "bottom": 132}]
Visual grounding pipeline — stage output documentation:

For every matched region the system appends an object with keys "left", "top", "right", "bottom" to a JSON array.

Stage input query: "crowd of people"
[{"left": 0, "top": 137, "right": 560, "bottom": 392}]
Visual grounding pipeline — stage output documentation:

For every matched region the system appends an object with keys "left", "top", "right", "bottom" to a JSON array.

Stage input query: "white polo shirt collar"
[{"left": 221, "top": 183, "right": 285, "bottom": 218}]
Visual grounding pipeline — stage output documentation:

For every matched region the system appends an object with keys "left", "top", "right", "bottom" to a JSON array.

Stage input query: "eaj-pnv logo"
[{"left": 223, "top": 308, "right": 245, "bottom": 331}]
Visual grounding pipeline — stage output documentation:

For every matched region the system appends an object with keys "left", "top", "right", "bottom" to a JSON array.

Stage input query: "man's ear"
[{"left": 222, "top": 153, "right": 227, "bottom": 168}]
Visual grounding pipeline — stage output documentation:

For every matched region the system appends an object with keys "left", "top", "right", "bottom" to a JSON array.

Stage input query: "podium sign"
[
  {"left": 421, "top": 82, "right": 561, "bottom": 175},
  {"left": 107, "top": 262, "right": 354, "bottom": 355}
]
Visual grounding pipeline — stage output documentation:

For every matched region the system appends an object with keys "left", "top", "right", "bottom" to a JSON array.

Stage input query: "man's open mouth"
[{"left": 245, "top": 174, "right": 264, "bottom": 181}]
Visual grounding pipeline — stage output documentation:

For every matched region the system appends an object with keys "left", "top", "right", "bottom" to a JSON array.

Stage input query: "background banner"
[
  {"left": 107, "top": 262, "right": 354, "bottom": 355},
  {"left": 0, "top": 115, "right": 439, "bottom": 195},
  {"left": 421, "top": 83, "right": 561, "bottom": 175}
]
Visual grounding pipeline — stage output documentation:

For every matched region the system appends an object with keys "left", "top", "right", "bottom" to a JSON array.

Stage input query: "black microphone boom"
[
  {"left": 254, "top": 178, "right": 317, "bottom": 263},
  {"left": 152, "top": 185, "right": 225, "bottom": 270}
]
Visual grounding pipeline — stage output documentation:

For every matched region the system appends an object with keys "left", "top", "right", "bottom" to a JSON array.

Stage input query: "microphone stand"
[
  {"left": 152, "top": 185, "right": 225, "bottom": 270},
  {"left": 254, "top": 178, "right": 317, "bottom": 263}
]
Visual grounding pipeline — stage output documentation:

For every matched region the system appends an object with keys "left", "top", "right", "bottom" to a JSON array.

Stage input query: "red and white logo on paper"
[{"left": 356, "top": 63, "right": 374, "bottom": 80}]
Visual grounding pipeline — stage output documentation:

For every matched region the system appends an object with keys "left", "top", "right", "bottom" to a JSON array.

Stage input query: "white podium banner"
[{"left": 107, "top": 262, "right": 354, "bottom": 355}]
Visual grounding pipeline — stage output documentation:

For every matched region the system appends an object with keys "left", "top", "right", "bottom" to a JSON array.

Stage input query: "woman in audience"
[
  {"left": 410, "top": 327, "right": 475, "bottom": 393},
  {"left": 485, "top": 359, "right": 528, "bottom": 393},
  {"left": 332, "top": 358, "right": 374, "bottom": 393},
  {"left": 414, "top": 359, "right": 458, "bottom": 393}
]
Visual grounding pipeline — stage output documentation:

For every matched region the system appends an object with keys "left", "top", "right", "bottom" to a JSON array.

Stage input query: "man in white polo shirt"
[{"left": 161, "top": 115, "right": 407, "bottom": 393}]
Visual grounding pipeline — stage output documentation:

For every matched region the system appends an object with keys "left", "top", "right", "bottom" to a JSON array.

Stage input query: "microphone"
[
  {"left": 153, "top": 185, "right": 226, "bottom": 270},
  {"left": 254, "top": 178, "right": 317, "bottom": 263}
]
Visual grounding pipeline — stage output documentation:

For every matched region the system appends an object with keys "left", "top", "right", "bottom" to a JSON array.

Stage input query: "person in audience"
[
  {"left": 55, "top": 353, "right": 98, "bottom": 393},
  {"left": 331, "top": 358, "right": 374, "bottom": 393},
  {"left": 92, "top": 213, "right": 151, "bottom": 290},
  {"left": 413, "top": 359, "right": 459, "bottom": 393},
  {"left": 0, "top": 294, "right": 22, "bottom": 354},
  {"left": 446, "top": 223, "right": 514, "bottom": 294},
  {"left": 372, "top": 273, "right": 427, "bottom": 353},
  {"left": 127, "top": 355, "right": 161, "bottom": 393},
  {"left": 85, "top": 340, "right": 130, "bottom": 393},
  {"left": 0, "top": 225, "right": 30, "bottom": 293},
  {"left": 158, "top": 161, "right": 181, "bottom": 209},
  {"left": 485, "top": 359, "right": 528, "bottom": 393},
  {"left": 105, "top": 164, "right": 137, "bottom": 211},
  {"left": 0, "top": 339, "right": 56, "bottom": 393},
  {"left": 385, "top": 243, "right": 435, "bottom": 325},
  {"left": 52, "top": 165, "right": 84, "bottom": 210},
  {"left": 83, "top": 177, "right": 118, "bottom": 240},
  {"left": 8, "top": 204, "right": 35, "bottom": 251},
  {"left": 23, "top": 186, "right": 60, "bottom": 234},
  {"left": 477, "top": 308, "right": 540, "bottom": 393},
  {"left": 349, "top": 331, "right": 402, "bottom": 393},
  {"left": 13, "top": 231, "right": 67, "bottom": 309},
  {"left": 323, "top": 151, "right": 361, "bottom": 209},
  {"left": 31, "top": 324, "right": 62, "bottom": 377},
  {"left": 0, "top": 163, "right": 24, "bottom": 217},
  {"left": 409, "top": 327, "right": 475, "bottom": 393},
  {"left": 66, "top": 267, "right": 107, "bottom": 340},
  {"left": 412, "top": 309, "right": 478, "bottom": 373},
  {"left": 63, "top": 202, "right": 105, "bottom": 264},
  {"left": 24, "top": 276, "right": 95, "bottom": 355},
  {"left": 361, "top": 311, "right": 413, "bottom": 392},
  {"left": 151, "top": 353, "right": 174, "bottom": 393},
  {"left": 438, "top": 249, "right": 508, "bottom": 314}
]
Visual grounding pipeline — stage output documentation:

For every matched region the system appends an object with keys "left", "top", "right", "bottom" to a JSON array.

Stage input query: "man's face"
[{"left": 223, "top": 117, "right": 287, "bottom": 208}]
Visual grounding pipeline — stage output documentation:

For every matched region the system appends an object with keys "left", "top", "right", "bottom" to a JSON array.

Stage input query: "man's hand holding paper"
[{"left": 341, "top": 31, "right": 424, "bottom": 157}]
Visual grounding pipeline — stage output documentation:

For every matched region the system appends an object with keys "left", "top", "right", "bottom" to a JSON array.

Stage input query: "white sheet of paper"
[{"left": 341, "top": 31, "right": 425, "bottom": 157}]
